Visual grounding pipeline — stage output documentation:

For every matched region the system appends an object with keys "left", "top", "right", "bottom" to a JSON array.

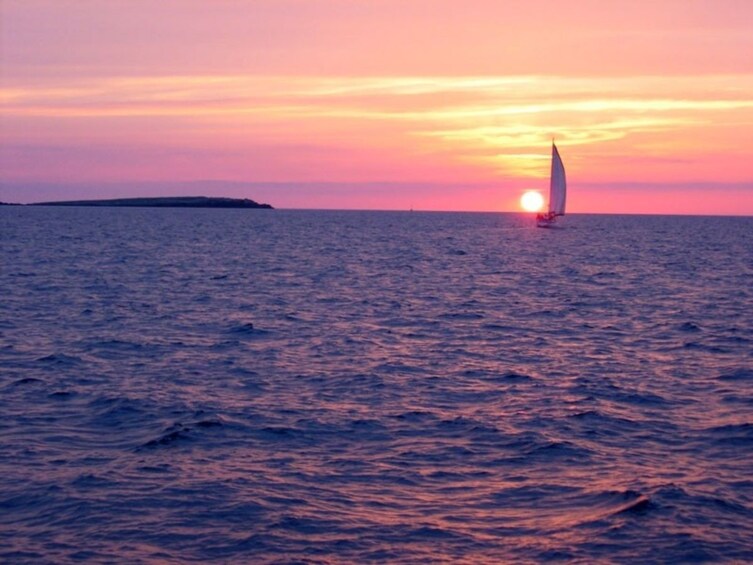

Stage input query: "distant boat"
[{"left": 536, "top": 142, "right": 566, "bottom": 228}]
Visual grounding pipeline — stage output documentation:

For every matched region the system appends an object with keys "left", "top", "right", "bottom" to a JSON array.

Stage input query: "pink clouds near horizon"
[{"left": 1, "top": 1, "right": 753, "bottom": 213}]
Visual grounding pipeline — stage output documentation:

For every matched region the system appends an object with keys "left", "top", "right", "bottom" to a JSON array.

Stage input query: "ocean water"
[{"left": 1, "top": 207, "right": 752, "bottom": 564}]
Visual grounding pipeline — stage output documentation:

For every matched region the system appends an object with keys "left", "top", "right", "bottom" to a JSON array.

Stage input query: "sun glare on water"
[{"left": 520, "top": 191, "right": 544, "bottom": 212}]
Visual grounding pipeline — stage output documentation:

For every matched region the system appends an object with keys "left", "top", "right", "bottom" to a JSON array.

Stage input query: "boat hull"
[{"left": 536, "top": 212, "right": 559, "bottom": 228}]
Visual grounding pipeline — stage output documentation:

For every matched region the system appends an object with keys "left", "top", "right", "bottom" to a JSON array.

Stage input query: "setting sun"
[{"left": 520, "top": 191, "right": 544, "bottom": 212}]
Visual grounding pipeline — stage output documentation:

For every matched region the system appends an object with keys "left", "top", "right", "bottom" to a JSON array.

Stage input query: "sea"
[{"left": 1, "top": 207, "right": 752, "bottom": 564}]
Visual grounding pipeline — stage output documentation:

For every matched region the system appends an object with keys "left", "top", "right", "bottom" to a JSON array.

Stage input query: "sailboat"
[{"left": 536, "top": 142, "right": 566, "bottom": 228}]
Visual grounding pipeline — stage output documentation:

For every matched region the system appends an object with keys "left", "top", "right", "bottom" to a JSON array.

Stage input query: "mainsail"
[{"left": 548, "top": 143, "right": 567, "bottom": 216}]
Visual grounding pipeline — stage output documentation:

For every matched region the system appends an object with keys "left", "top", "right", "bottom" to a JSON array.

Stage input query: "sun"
[{"left": 520, "top": 191, "right": 544, "bottom": 212}]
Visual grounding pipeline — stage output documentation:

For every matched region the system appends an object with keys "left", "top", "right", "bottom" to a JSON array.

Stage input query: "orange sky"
[{"left": 1, "top": 0, "right": 752, "bottom": 213}]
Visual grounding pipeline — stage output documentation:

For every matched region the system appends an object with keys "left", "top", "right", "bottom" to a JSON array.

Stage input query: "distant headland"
[{"left": 2, "top": 196, "right": 273, "bottom": 209}]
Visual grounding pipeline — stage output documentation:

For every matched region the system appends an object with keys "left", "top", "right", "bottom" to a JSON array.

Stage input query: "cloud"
[{"left": 2, "top": 73, "right": 753, "bottom": 203}]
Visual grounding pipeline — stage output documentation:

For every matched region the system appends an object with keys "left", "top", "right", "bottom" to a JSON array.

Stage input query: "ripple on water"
[{"left": 1, "top": 209, "right": 752, "bottom": 563}]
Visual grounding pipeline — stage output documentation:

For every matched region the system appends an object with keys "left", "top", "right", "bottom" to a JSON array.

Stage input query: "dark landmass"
[{"left": 23, "top": 196, "right": 273, "bottom": 209}]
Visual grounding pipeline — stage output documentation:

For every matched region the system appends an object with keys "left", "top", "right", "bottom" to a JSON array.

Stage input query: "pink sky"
[{"left": 1, "top": 0, "right": 752, "bottom": 213}]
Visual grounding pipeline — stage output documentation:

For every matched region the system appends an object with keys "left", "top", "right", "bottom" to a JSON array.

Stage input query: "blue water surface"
[{"left": 1, "top": 207, "right": 752, "bottom": 563}]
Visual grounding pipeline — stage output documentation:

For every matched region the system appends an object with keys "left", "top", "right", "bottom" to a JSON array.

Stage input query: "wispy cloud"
[{"left": 2, "top": 73, "right": 753, "bottom": 185}]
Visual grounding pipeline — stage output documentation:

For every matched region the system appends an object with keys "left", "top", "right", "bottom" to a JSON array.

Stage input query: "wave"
[{"left": 3, "top": 210, "right": 753, "bottom": 563}]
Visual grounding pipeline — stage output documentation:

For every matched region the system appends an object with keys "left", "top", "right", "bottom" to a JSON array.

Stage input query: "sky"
[{"left": 1, "top": 0, "right": 752, "bottom": 213}]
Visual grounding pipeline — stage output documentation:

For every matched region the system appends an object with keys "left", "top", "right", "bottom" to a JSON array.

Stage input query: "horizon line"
[{"left": 3, "top": 200, "right": 751, "bottom": 218}]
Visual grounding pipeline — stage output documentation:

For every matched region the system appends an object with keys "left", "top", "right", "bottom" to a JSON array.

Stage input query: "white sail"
[{"left": 548, "top": 143, "right": 566, "bottom": 216}]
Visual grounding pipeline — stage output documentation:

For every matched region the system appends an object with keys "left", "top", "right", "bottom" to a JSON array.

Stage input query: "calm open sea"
[{"left": 1, "top": 207, "right": 752, "bottom": 563}]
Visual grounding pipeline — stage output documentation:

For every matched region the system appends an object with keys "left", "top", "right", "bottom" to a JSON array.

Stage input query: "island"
[{"left": 25, "top": 196, "right": 273, "bottom": 209}]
